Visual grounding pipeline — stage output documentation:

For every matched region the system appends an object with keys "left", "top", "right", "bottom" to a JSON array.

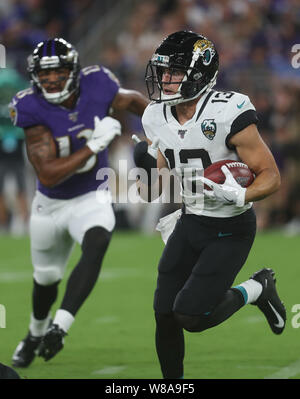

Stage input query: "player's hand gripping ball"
[
  {"left": 200, "top": 160, "right": 255, "bottom": 207},
  {"left": 204, "top": 159, "right": 255, "bottom": 189}
]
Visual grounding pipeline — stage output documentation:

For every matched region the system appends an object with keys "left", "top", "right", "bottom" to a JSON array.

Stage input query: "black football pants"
[{"left": 154, "top": 208, "right": 256, "bottom": 378}]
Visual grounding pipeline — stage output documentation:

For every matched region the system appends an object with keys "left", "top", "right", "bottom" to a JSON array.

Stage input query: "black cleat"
[
  {"left": 12, "top": 332, "right": 43, "bottom": 368},
  {"left": 38, "top": 324, "right": 67, "bottom": 361},
  {"left": 251, "top": 268, "right": 286, "bottom": 334}
]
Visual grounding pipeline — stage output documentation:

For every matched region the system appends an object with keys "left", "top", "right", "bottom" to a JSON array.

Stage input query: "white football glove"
[
  {"left": 87, "top": 116, "right": 121, "bottom": 154},
  {"left": 147, "top": 137, "right": 160, "bottom": 159},
  {"left": 199, "top": 165, "right": 246, "bottom": 207}
]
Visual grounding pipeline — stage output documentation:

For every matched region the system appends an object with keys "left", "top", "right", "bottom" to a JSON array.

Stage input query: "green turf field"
[{"left": 0, "top": 230, "right": 299, "bottom": 379}]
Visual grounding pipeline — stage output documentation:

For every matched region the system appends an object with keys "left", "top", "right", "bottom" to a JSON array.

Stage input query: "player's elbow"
[
  {"left": 126, "top": 91, "right": 148, "bottom": 116},
  {"left": 271, "top": 169, "right": 281, "bottom": 194},
  {"left": 38, "top": 171, "right": 60, "bottom": 188},
  {"left": 260, "top": 168, "right": 281, "bottom": 200},
  {"left": 38, "top": 177, "right": 57, "bottom": 188}
]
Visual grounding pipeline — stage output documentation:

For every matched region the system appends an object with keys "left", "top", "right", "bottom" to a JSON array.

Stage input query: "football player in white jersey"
[{"left": 133, "top": 31, "right": 286, "bottom": 379}]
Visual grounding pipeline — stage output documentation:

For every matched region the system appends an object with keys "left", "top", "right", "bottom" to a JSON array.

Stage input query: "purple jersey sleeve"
[
  {"left": 79, "top": 65, "right": 120, "bottom": 106},
  {"left": 9, "top": 87, "right": 44, "bottom": 128}
]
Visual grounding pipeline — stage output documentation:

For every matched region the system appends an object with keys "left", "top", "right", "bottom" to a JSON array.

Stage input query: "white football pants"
[{"left": 30, "top": 190, "right": 115, "bottom": 285}]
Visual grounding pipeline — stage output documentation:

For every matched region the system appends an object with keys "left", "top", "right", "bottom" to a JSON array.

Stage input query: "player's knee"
[
  {"left": 81, "top": 226, "right": 112, "bottom": 263},
  {"left": 155, "top": 311, "right": 175, "bottom": 324},
  {"left": 173, "top": 311, "right": 210, "bottom": 333},
  {"left": 82, "top": 226, "right": 111, "bottom": 250},
  {"left": 33, "top": 267, "right": 62, "bottom": 286}
]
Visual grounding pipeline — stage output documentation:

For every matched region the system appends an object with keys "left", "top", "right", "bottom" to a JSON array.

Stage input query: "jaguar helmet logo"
[{"left": 193, "top": 39, "right": 216, "bottom": 66}]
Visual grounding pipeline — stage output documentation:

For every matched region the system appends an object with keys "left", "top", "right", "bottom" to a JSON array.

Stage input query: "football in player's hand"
[{"left": 204, "top": 159, "right": 255, "bottom": 188}]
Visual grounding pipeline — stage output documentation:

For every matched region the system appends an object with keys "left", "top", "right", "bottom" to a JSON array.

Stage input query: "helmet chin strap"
[
  {"left": 34, "top": 71, "right": 75, "bottom": 104},
  {"left": 41, "top": 87, "right": 73, "bottom": 104},
  {"left": 161, "top": 89, "right": 201, "bottom": 106},
  {"left": 160, "top": 72, "right": 189, "bottom": 106},
  {"left": 161, "top": 87, "right": 184, "bottom": 106}
]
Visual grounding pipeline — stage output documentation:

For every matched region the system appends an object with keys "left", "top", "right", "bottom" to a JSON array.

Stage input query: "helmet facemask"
[
  {"left": 28, "top": 38, "right": 80, "bottom": 104},
  {"left": 146, "top": 59, "right": 189, "bottom": 106}
]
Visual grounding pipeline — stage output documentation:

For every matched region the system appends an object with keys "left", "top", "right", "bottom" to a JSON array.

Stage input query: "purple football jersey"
[{"left": 10, "top": 65, "right": 119, "bottom": 199}]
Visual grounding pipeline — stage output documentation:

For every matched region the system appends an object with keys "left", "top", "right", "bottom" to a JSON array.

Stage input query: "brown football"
[{"left": 204, "top": 159, "right": 255, "bottom": 189}]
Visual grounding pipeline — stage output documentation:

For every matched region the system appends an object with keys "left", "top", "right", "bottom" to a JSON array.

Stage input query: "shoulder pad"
[
  {"left": 142, "top": 102, "right": 165, "bottom": 126},
  {"left": 81, "top": 65, "right": 120, "bottom": 86},
  {"left": 223, "top": 92, "right": 256, "bottom": 124},
  {"left": 13, "top": 87, "right": 35, "bottom": 103},
  {"left": 80, "top": 65, "right": 119, "bottom": 104},
  {"left": 142, "top": 102, "right": 165, "bottom": 142},
  {"left": 223, "top": 92, "right": 258, "bottom": 145}
]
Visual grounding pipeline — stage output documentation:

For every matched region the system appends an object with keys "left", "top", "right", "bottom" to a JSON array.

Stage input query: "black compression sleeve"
[{"left": 133, "top": 141, "right": 157, "bottom": 174}]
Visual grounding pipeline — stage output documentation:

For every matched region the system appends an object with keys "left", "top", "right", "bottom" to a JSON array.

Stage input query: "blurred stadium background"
[{"left": 0, "top": 0, "right": 300, "bottom": 380}]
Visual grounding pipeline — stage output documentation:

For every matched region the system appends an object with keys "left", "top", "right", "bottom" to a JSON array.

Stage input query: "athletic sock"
[
  {"left": 53, "top": 309, "right": 75, "bottom": 333},
  {"left": 233, "top": 279, "right": 263, "bottom": 304},
  {"left": 29, "top": 312, "right": 52, "bottom": 337},
  {"left": 32, "top": 279, "right": 59, "bottom": 320}
]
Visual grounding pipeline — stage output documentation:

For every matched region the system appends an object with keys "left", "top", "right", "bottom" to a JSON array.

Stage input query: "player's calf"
[
  {"left": 155, "top": 312, "right": 184, "bottom": 379},
  {"left": 37, "top": 226, "right": 112, "bottom": 362},
  {"left": 173, "top": 288, "right": 248, "bottom": 332},
  {"left": 60, "top": 226, "right": 111, "bottom": 316},
  {"left": 173, "top": 312, "right": 210, "bottom": 332}
]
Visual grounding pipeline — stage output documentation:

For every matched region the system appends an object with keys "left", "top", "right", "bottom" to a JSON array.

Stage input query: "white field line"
[
  {"left": 0, "top": 271, "right": 32, "bottom": 282},
  {"left": 237, "top": 365, "right": 278, "bottom": 370},
  {"left": 0, "top": 267, "right": 140, "bottom": 283},
  {"left": 243, "top": 315, "right": 264, "bottom": 324},
  {"left": 264, "top": 359, "right": 300, "bottom": 379},
  {"left": 94, "top": 316, "right": 119, "bottom": 324},
  {"left": 92, "top": 366, "right": 126, "bottom": 375},
  {"left": 100, "top": 268, "right": 140, "bottom": 280}
]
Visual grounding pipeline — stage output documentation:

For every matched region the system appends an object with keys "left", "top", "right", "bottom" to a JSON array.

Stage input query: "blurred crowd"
[
  {"left": 0, "top": 0, "right": 299, "bottom": 235},
  {"left": 0, "top": 0, "right": 109, "bottom": 235}
]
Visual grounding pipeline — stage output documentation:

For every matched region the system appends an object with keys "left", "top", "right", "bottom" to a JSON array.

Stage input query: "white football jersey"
[{"left": 142, "top": 89, "right": 258, "bottom": 217}]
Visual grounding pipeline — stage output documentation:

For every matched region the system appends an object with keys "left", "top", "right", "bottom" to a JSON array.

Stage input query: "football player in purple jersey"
[{"left": 10, "top": 38, "right": 149, "bottom": 367}]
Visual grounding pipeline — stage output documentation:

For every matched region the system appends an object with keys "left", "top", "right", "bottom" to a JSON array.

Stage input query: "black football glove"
[{"left": 132, "top": 135, "right": 159, "bottom": 174}]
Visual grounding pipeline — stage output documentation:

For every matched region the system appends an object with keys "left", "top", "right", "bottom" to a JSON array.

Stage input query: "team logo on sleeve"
[
  {"left": 9, "top": 104, "right": 17, "bottom": 125},
  {"left": 201, "top": 119, "right": 216, "bottom": 140}
]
